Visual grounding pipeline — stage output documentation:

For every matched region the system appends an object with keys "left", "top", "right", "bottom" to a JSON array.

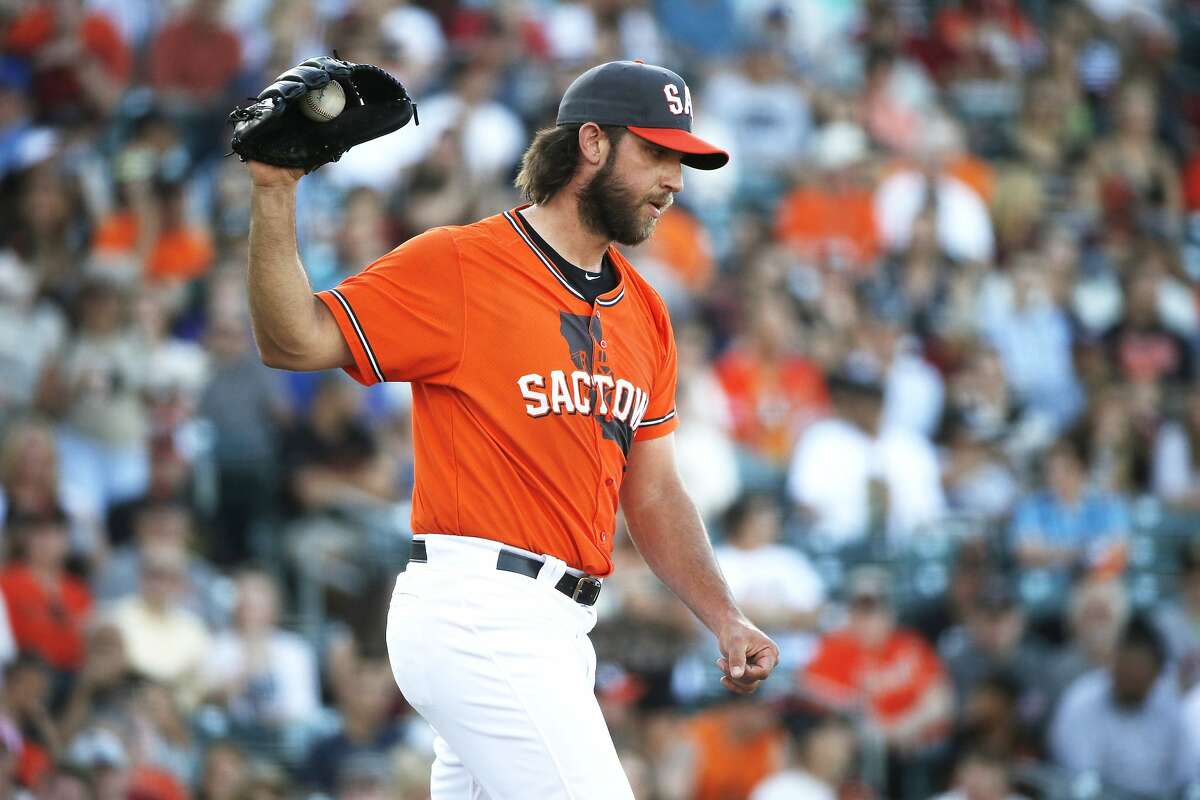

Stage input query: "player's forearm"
[
  {"left": 622, "top": 477, "right": 746, "bottom": 634},
  {"left": 247, "top": 185, "right": 327, "bottom": 367}
]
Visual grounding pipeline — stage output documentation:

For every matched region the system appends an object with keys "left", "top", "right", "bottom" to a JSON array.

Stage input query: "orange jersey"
[{"left": 317, "top": 207, "right": 678, "bottom": 576}]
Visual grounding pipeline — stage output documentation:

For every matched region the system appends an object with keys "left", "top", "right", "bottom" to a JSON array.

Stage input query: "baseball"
[{"left": 299, "top": 81, "right": 346, "bottom": 123}]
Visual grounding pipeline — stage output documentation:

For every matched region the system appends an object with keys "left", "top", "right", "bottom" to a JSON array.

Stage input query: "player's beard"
[{"left": 577, "top": 154, "right": 669, "bottom": 246}]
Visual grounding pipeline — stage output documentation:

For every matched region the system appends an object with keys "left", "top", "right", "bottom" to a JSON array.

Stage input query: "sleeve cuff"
[
  {"left": 634, "top": 408, "right": 678, "bottom": 442},
  {"left": 316, "top": 289, "right": 385, "bottom": 386}
]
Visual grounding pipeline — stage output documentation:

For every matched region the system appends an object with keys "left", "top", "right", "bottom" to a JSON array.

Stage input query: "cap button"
[{"left": 632, "top": 59, "right": 644, "bottom": 64}]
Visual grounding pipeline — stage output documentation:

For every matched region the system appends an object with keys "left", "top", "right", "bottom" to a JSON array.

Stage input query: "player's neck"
[{"left": 521, "top": 200, "right": 610, "bottom": 273}]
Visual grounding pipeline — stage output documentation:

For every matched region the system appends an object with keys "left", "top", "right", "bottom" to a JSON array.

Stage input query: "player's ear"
[{"left": 577, "top": 122, "right": 607, "bottom": 167}]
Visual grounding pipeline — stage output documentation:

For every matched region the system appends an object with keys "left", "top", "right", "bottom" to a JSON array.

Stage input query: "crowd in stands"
[{"left": 3, "top": 0, "right": 1200, "bottom": 797}]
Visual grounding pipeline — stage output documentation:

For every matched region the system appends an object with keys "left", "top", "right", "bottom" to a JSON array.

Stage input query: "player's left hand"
[{"left": 714, "top": 618, "right": 779, "bottom": 695}]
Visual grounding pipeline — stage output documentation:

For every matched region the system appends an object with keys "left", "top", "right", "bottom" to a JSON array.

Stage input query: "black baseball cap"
[{"left": 557, "top": 60, "right": 729, "bottom": 170}]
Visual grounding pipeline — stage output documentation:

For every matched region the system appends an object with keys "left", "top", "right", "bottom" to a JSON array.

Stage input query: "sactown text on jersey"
[{"left": 517, "top": 371, "right": 650, "bottom": 426}]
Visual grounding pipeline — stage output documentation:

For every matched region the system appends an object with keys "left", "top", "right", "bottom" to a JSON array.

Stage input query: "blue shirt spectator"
[{"left": 1010, "top": 438, "right": 1130, "bottom": 573}]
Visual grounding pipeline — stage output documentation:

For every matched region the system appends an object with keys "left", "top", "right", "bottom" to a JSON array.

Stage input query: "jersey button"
[
  {"left": 599, "top": 531, "right": 608, "bottom": 542},
  {"left": 604, "top": 478, "right": 614, "bottom": 487}
]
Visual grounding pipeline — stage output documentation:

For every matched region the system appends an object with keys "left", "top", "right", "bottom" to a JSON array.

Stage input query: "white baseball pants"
[{"left": 385, "top": 534, "right": 635, "bottom": 800}]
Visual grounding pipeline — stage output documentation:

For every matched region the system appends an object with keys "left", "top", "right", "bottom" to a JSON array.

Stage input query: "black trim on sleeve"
[{"left": 328, "top": 289, "right": 386, "bottom": 383}]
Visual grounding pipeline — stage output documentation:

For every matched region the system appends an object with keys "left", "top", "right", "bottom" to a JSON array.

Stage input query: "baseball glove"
[{"left": 229, "top": 55, "right": 418, "bottom": 172}]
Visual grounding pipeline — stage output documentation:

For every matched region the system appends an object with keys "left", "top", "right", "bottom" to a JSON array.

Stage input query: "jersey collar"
[{"left": 504, "top": 205, "right": 625, "bottom": 307}]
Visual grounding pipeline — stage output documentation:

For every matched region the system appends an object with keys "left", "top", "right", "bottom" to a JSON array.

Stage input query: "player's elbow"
[{"left": 256, "top": 337, "right": 312, "bottom": 371}]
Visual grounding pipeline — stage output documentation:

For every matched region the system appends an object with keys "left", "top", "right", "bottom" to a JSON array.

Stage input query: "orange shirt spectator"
[
  {"left": 642, "top": 206, "right": 716, "bottom": 293},
  {"left": 93, "top": 199, "right": 215, "bottom": 282},
  {"left": 777, "top": 122, "right": 881, "bottom": 277},
  {"left": 715, "top": 296, "right": 830, "bottom": 468},
  {"left": 4, "top": 2, "right": 131, "bottom": 119},
  {"left": 803, "top": 568, "right": 952, "bottom": 748},
  {"left": 775, "top": 184, "right": 880, "bottom": 275},
  {"left": 0, "top": 513, "right": 92, "bottom": 672},
  {"left": 686, "top": 703, "right": 787, "bottom": 800}
]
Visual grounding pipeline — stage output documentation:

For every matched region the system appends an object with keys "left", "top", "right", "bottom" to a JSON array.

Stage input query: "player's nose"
[{"left": 662, "top": 161, "right": 683, "bottom": 194}]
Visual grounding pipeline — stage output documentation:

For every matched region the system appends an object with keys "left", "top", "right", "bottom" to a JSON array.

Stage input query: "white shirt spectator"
[
  {"left": 1050, "top": 669, "right": 1198, "bottom": 796},
  {"left": 676, "top": 369, "right": 740, "bottom": 522},
  {"left": 874, "top": 170, "right": 994, "bottom": 264},
  {"left": 788, "top": 419, "right": 946, "bottom": 544},
  {"left": 1152, "top": 421, "right": 1200, "bottom": 502},
  {"left": 204, "top": 629, "right": 320, "bottom": 727},
  {"left": 714, "top": 544, "right": 824, "bottom": 619},
  {"left": 1184, "top": 681, "right": 1200, "bottom": 768},
  {"left": 703, "top": 67, "right": 811, "bottom": 179},
  {"left": 883, "top": 345, "right": 945, "bottom": 437},
  {"left": 751, "top": 768, "right": 835, "bottom": 800},
  {"left": 328, "top": 91, "right": 524, "bottom": 192}
]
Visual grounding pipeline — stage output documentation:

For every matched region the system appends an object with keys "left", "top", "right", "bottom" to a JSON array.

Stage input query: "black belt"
[{"left": 407, "top": 539, "right": 602, "bottom": 606}]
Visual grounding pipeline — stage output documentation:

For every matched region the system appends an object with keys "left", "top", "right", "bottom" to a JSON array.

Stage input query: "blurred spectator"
[
  {"left": 1152, "top": 387, "right": 1200, "bottom": 507},
  {"left": 715, "top": 294, "right": 828, "bottom": 486},
  {"left": 1080, "top": 79, "right": 1182, "bottom": 237},
  {"left": 4, "top": 0, "right": 132, "bottom": 123},
  {"left": 1049, "top": 615, "right": 1199, "bottom": 795},
  {"left": 940, "top": 416, "right": 1020, "bottom": 522},
  {"left": 948, "top": 672, "right": 1031, "bottom": 770},
  {"left": 203, "top": 570, "right": 319, "bottom": 731},
  {"left": 331, "top": 60, "right": 525, "bottom": 192},
  {"left": 0, "top": 58, "right": 52, "bottom": 183},
  {"left": 931, "top": 749, "right": 1028, "bottom": 800},
  {"left": 1009, "top": 437, "right": 1131, "bottom": 575},
  {"left": 0, "top": 255, "right": 64, "bottom": 425},
  {"left": 92, "top": 499, "right": 227, "bottom": 629},
  {"left": 107, "top": 547, "right": 211, "bottom": 710},
  {"left": 196, "top": 315, "right": 287, "bottom": 566},
  {"left": 774, "top": 122, "right": 878, "bottom": 276},
  {"left": 0, "top": 418, "right": 63, "bottom": 528},
  {"left": 859, "top": 316, "right": 945, "bottom": 438},
  {"left": 749, "top": 714, "right": 856, "bottom": 800},
  {"left": 48, "top": 277, "right": 150, "bottom": 521},
  {"left": 1102, "top": 264, "right": 1194, "bottom": 388},
  {"left": 905, "top": 539, "right": 995, "bottom": 646},
  {"left": 675, "top": 697, "right": 787, "bottom": 800},
  {"left": 2, "top": 655, "right": 57, "bottom": 789},
  {"left": 803, "top": 568, "right": 954, "bottom": 768},
  {"left": 148, "top": 0, "right": 242, "bottom": 156},
  {"left": 1044, "top": 577, "right": 1131, "bottom": 701},
  {"left": 982, "top": 256, "right": 1084, "bottom": 429},
  {"left": 937, "top": 579, "right": 1051, "bottom": 718},
  {"left": 704, "top": 49, "right": 811, "bottom": 203},
  {"left": 626, "top": 205, "right": 718, "bottom": 311},
  {"left": 787, "top": 371, "right": 945, "bottom": 545},
  {"left": 304, "top": 659, "right": 406, "bottom": 795},
  {"left": 673, "top": 321, "right": 739, "bottom": 523},
  {"left": 874, "top": 115, "right": 995, "bottom": 264},
  {"left": 196, "top": 740, "right": 245, "bottom": 800},
  {"left": 58, "top": 623, "right": 132, "bottom": 746},
  {"left": 0, "top": 508, "right": 91, "bottom": 674},
  {"left": 281, "top": 375, "right": 394, "bottom": 516},
  {"left": 1155, "top": 537, "right": 1200, "bottom": 670},
  {"left": 66, "top": 722, "right": 190, "bottom": 800},
  {"left": 863, "top": 208, "right": 961, "bottom": 346},
  {"left": 1079, "top": 384, "right": 1152, "bottom": 494},
  {"left": 714, "top": 493, "right": 823, "bottom": 672}
]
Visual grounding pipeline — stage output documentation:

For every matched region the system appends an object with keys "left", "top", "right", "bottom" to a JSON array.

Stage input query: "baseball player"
[{"left": 243, "top": 60, "right": 779, "bottom": 799}]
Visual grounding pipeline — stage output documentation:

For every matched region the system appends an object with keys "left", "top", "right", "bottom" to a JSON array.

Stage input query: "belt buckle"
[{"left": 571, "top": 575, "right": 602, "bottom": 605}]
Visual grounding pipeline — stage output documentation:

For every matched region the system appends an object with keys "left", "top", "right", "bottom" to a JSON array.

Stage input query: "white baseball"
[{"left": 300, "top": 81, "right": 346, "bottom": 123}]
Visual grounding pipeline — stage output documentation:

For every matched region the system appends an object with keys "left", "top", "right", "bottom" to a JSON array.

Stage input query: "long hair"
[{"left": 514, "top": 124, "right": 625, "bottom": 205}]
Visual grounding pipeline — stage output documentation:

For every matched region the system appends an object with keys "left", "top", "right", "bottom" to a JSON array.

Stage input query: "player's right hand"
[{"left": 247, "top": 160, "right": 304, "bottom": 188}]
